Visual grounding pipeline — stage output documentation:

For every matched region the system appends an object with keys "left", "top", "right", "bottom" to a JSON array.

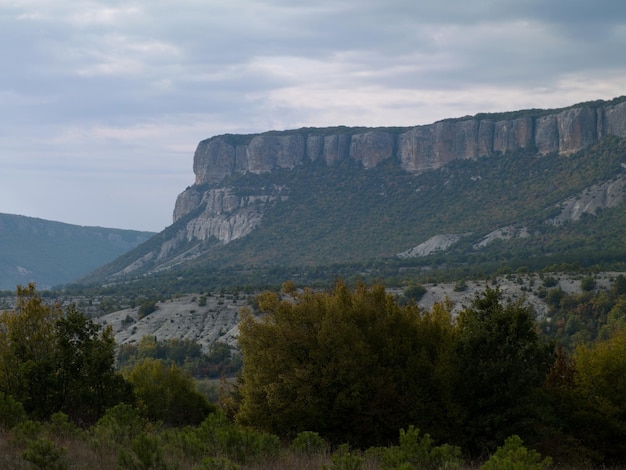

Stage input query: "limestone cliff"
[
  {"left": 186, "top": 97, "right": 626, "bottom": 192},
  {"left": 169, "top": 97, "right": 626, "bottom": 252}
]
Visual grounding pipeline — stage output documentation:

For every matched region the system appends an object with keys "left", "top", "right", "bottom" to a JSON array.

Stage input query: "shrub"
[
  {"left": 403, "top": 284, "right": 427, "bottom": 302},
  {"left": 453, "top": 280, "right": 468, "bottom": 292},
  {"left": 193, "top": 456, "right": 239, "bottom": 470},
  {"left": 366, "top": 426, "right": 462, "bottom": 470},
  {"left": 291, "top": 431, "right": 328, "bottom": 455},
  {"left": 324, "top": 444, "right": 363, "bottom": 470},
  {"left": 118, "top": 434, "right": 168, "bottom": 470},
  {"left": 0, "top": 393, "right": 27, "bottom": 430},
  {"left": 580, "top": 276, "right": 596, "bottom": 292},
  {"left": 194, "top": 410, "right": 280, "bottom": 465},
  {"left": 480, "top": 435, "right": 552, "bottom": 470},
  {"left": 138, "top": 300, "right": 157, "bottom": 319},
  {"left": 22, "top": 438, "right": 68, "bottom": 470}
]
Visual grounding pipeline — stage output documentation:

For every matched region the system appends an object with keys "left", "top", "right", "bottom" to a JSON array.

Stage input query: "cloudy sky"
[{"left": 1, "top": 0, "right": 625, "bottom": 232}]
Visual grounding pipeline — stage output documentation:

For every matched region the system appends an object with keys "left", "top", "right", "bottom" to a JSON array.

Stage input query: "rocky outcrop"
[
  {"left": 163, "top": 97, "right": 626, "bottom": 263},
  {"left": 398, "top": 234, "right": 466, "bottom": 258},
  {"left": 187, "top": 97, "right": 626, "bottom": 192},
  {"left": 546, "top": 175, "right": 626, "bottom": 226}
]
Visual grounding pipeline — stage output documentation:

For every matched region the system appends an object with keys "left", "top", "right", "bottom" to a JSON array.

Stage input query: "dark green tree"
[
  {"left": 55, "top": 305, "right": 133, "bottom": 424},
  {"left": 452, "top": 288, "right": 554, "bottom": 455}
]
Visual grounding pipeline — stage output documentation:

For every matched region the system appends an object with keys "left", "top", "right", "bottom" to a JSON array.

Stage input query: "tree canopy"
[
  {"left": 236, "top": 281, "right": 554, "bottom": 452},
  {"left": 0, "top": 284, "right": 131, "bottom": 424}
]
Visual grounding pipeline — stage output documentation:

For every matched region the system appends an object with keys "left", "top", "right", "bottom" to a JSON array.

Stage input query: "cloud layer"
[{"left": 1, "top": 0, "right": 625, "bottom": 231}]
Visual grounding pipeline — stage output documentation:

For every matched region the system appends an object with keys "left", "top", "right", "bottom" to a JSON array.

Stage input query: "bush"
[
  {"left": 403, "top": 284, "right": 427, "bottom": 302},
  {"left": 138, "top": 300, "right": 158, "bottom": 319},
  {"left": 22, "top": 438, "right": 68, "bottom": 470},
  {"left": 581, "top": 276, "right": 596, "bottom": 292},
  {"left": 367, "top": 426, "right": 462, "bottom": 470},
  {"left": 453, "top": 280, "right": 468, "bottom": 292},
  {"left": 291, "top": 431, "right": 328, "bottom": 455},
  {"left": 194, "top": 411, "right": 280, "bottom": 465},
  {"left": 0, "top": 393, "right": 27, "bottom": 430},
  {"left": 125, "top": 358, "right": 215, "bottom": 426},
  {"left": 118, "top": 434, "right": 168, "bottom": 470},
  {"left": 193, "top": 456, "right": 239, "bottom": 469},
  {"left": 324, "top": 444, "right": 363, "bottom": 470},
  {"left": 480, "top": 435, "right": 552, "bottom": 470}
]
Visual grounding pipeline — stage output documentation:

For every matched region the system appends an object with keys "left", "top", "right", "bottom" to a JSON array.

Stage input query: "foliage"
[
  {"left": 540, "top": 275, "right": 626, "bottom": 348},
  {"left": 124, "top": 358, "right": 216, "bottom": 427},
  {"left": 0, "top": 284, "right": 131, "bottom": 423},
  {"left": 0, "top": 392, "right": 28, "bottom": 430},
  {"left": 118, "top": 433, "right": 170, "bottom": 470},
  {"left": 402, "top": 283, "right": 427, "bottom": 303},
  {"left": 21, "top": 438, "right": 69, "bottom": 470},
  {"left": 452, "top": 288, "right": 554, "bottom": 455},
  {"left": 193, "top": 457, "right": 239, "bottom": 469},
  {"left": 366, "top": 425, "right": 462, "bottom": 470},
  {"left": 290, "top": 430, "right": 329, "bottom": 455},
  {"left": 236, "top": 280, "right": 457, "bottom": 447},
  {"left": 480, "top": 435, "right": 552, "bottom": 470},
  {"left": 323, "top": 444, "right": 364, "bottom": 470},
  {"left": 137, "top": 300, "right": 158, "bottom": 319},
  {"left": 117, "top": 337, "right": 241, "bottom": 379}
]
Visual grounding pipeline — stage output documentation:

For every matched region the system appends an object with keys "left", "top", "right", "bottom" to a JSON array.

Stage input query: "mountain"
[
  {"left": 0, "top": 213, "right": 154, "bottom": 290},
  {"left": 80, "top": 96, "right": 626, "bottom": 292}
]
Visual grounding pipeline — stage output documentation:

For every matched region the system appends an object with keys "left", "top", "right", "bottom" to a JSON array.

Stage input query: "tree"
[
  {"left": 55, "top": 305, "right": 133, "bottom": 424},
  {"left": 0, "top": 284, "right": 131, "bottom": 423},
  {"left": 452, "top": 288, "right": 553, "bottom": 455},
  {"left": 568, "top": 325, "right": 626, "bottom": 463},
  {"left": 236, "top": 280, "right": 457, "bottom": 447},
  {"left": 0, "top": 284, "right": 60, "bottom": 419},
  {"left": 125, "top": 358, "right": 215, "bottom": 426}
]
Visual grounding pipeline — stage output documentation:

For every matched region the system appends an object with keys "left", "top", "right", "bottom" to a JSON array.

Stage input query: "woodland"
[{"left": 2, "top": 276, "right": 626, "bottom": 469}]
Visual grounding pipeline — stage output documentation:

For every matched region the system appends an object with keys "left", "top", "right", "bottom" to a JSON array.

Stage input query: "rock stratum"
[{"left": 171, "top": 97, "right": 626, "bottom": 246}]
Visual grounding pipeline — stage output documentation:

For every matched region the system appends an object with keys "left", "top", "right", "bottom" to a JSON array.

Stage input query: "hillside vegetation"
[
  {"left": 0, "top": 214, "right": 154, "bottom": 290},
  {"left": 76, "top": 135, "right": 626, "bottom": 295},
  {"left": 3, "top": 282, "right": 626, "bottom": 468}
]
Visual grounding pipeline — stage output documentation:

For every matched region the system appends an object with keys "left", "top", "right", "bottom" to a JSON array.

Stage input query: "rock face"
[
  {"left": 186, "top": 98, "right": 626, "bottom": 193},
  {"left": 170, "top": 98, "right": 626, "bottom": 243}
]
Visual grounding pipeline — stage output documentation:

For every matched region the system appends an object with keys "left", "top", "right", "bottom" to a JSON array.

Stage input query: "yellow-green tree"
[
  {"left": 125, "top": 358, "right": 215, "bottom": 426},
  {"left": 569, "top": 326, "right": 626, "bottom": 462},
  {"left": 236, "top": 280, "right": 457, "bottom": 447},
  {"left": 0, "top": 284, "right": 60, "bottom": 418}
]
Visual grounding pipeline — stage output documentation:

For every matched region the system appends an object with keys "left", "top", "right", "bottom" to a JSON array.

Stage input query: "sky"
[{"left": 1, "top": 0, "right": 625, "bottom": 232}]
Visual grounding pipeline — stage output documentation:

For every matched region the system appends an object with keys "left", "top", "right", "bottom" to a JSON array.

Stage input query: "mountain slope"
[
  {"left": 79, "top": 97, "right": 626, "bottom": 292},
  {"left": 0, "top": 214, "right": 154, "bottom": 290}
]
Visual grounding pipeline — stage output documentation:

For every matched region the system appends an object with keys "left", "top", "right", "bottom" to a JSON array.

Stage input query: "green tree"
[
  {"left": 0, "top": 284, "right": 131, "bottom": 423},
  {"left": 452, "top": 288, "right": 554, "bottom": 455},
  {"left": 480, "top": 435, "right": 552, "bottom": 470},
  {"left": 236, "top": 280, "right": 457, "bottom": 447},
  {"left": 125, "top": 358, "right": 215, "bottom": 426},
  {"left": 55, "top": 305, "right": 133, "bottom": 424}
]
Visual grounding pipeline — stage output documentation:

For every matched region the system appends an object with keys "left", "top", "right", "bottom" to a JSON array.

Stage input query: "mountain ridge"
[{"left": 0, "top": 213, "right": 154, "bottom": 290}]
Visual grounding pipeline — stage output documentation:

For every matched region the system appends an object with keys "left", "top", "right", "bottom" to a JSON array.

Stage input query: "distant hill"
[
  {"left": 0, "top": 214, "right": 154, "bottom": 290},
  {"left": 77, "top": 97, "right": 626, "bottom": 293}
]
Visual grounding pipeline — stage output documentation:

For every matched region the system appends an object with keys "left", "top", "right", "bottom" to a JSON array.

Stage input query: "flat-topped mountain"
[{"left": 80, "top": 96, "right": 626, "bottom": 291}]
